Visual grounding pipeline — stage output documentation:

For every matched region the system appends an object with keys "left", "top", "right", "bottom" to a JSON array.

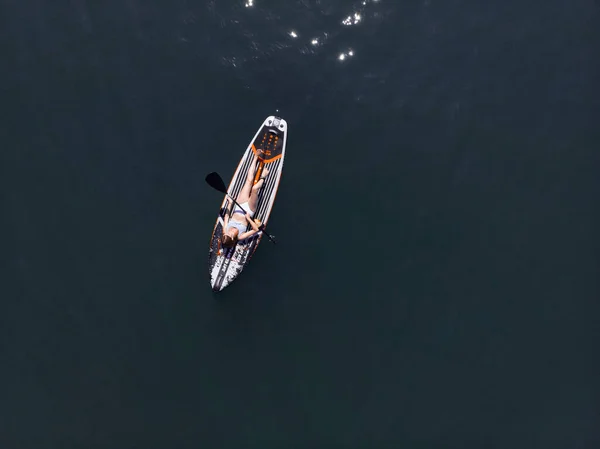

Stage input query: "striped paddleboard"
[{"left": 208, "top": 115, "right": 287, "bottom": 292}]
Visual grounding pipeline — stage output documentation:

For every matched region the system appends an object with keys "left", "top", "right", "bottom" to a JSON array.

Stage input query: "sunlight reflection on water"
[{"left": 209, "top": 0, "right": 386, "bottom": 68}]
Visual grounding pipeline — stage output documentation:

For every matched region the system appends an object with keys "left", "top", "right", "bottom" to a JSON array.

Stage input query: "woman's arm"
[
  {"left": 223, "top": 211, "right": 229, "bottom": 228},
  {"left": 238, "top": 215, "right": 263, "bottom": 240},
  {"left": 246, "top": 213, "right": 261, "bottom": 231}
]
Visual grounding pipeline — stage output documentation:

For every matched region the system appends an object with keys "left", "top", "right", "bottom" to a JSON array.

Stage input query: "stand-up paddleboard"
[{"left": 208, "top": 115, "right": 287, "bottom": 292}]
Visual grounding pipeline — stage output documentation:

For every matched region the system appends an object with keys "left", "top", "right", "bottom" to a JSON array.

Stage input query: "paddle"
[{"left": 205, "top": 171, "right": 277, "bottom": 244}]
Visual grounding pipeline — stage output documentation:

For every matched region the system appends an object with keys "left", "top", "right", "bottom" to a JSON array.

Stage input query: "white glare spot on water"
[
  {"left": 338, "top": 49, "right": 355, "bottom": 61},
  {"left": 289, "top": 30, "right": 298, "bottom": 38},
  {"left": 311, "top": 38, "right": 319, "bottom": 45},
  {"left": 342, "top": 12, "right": 362, "bottom": 26},
  {"left": 245, "top": 0, "right": 253, "bottom": 7}
]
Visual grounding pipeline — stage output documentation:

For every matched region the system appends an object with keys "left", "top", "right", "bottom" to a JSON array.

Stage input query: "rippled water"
[
  {"left": 210, "top": 0, "right": 383, "bottom": 63},
  {"left": 185, "top": 0, "right": 397, "bottom": 108}
]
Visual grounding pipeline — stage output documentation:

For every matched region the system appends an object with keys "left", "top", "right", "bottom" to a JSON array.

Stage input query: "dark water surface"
[{"left": 2, "top": 0, "right": 599, "bottom": 447}]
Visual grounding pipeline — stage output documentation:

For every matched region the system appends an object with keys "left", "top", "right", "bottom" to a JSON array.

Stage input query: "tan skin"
[{"left": 222, "top": 153, "right": 269, "bottom": 242}]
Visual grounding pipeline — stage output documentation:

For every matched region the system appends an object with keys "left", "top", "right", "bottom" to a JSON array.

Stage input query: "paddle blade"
[{"left": 205, "top": 172, "right": 227, "bottom": 194}]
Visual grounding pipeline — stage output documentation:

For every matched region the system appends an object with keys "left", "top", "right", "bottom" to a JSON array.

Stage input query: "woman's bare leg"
[
  {"left": 237, "top": 154, "right": 259, "bottom": 203},
  {"left": 248, "top": 167, "right": 269, "bottom": 213}
]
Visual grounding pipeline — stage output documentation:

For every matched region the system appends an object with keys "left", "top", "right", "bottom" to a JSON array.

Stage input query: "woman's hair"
[{"left": 221, "top": 234, "right": 236, "bottom": 248}]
